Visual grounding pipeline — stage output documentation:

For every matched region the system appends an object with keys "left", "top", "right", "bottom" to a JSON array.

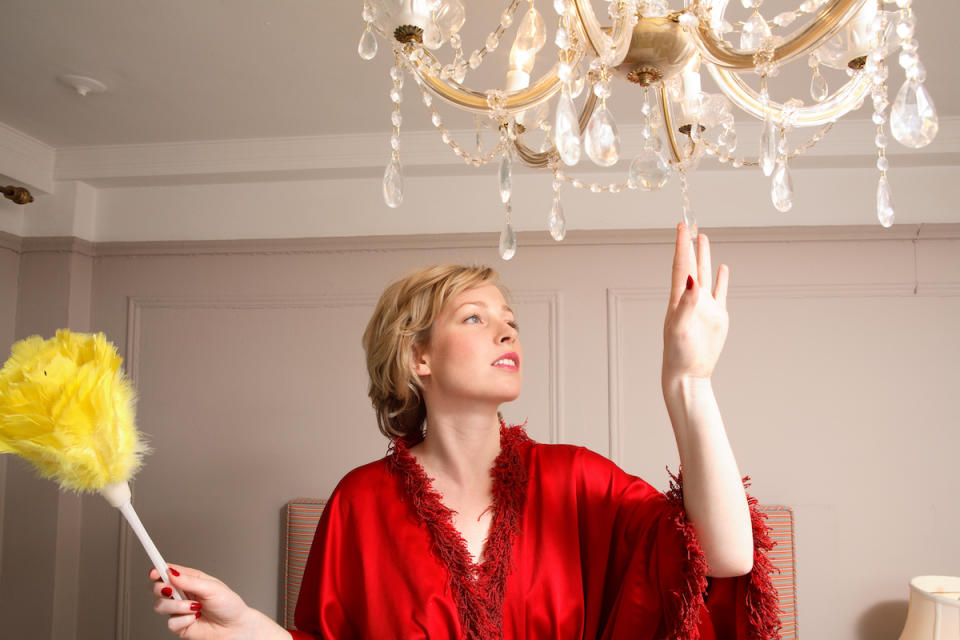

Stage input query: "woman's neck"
[{"left": 412, "top": 409, "right": 502, "bottom": 488}]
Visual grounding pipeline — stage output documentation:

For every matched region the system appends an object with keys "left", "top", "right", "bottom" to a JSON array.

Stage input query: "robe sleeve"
[
  {"left": 571, "top": 447, "right": 780, "bottom": 640},
  {"left": 289, "top": 486, "right": 357, "bottom": 639}
]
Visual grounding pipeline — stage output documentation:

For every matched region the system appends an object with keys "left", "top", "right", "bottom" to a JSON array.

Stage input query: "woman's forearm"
[{"left": 662, "top": 375, "right": 753, "bottom": 577}]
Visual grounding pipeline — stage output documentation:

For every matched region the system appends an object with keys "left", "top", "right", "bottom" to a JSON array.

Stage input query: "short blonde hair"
[{"left": 362, "top": 264, "right": 501, "bottom": 440}]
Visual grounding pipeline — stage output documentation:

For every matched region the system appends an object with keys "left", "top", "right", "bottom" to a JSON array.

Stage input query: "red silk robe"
[{"left": 290, "top": 425, "right": 779, "bottom": 639}]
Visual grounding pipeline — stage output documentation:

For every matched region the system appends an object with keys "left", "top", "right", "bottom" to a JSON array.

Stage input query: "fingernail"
[
  {"left": 169, "top": 568, "right": 180, "bottom": 577},
  {"left": 686, "top": 275, "right": 694, "bottom": 290},
  {"left": 190, "top": 602, "right": 202, "bottom": 611},
  {"left": 161, "top": 587, "right": 173, "bottom": 598},
  {"left": 195, "top": 611, "right": 201, "bottom": 619}
]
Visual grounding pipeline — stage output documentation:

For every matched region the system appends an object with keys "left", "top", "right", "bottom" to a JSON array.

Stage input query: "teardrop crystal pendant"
[
  {"left": 549, "top": 196, "right": 566, "bottom": 241},
  {"left": 877, "top": 175, "right": 894, "bottom": 227},
  {"left": 423, "top": 22, "right": 442, "bottom": 49},
  {"left": 760, "top": 116, "right": 777, "bottom": 177},
  {"left": 554, "top": 90, "right": 581, "bottom": 166},
  {"left": 740, "top": 12, "right": 772, "bottom": 51},
  {"left": 629, "top": 149, "right": 672, "bottom": 190},
  {"left": 499, "top": 220, "right": 517, "bottom": 260},
  {"left": 890, "top": 80, "right": 939, "bottom": 149},
  {"left": 358, "top": 28, "right": 377, "bottom": 60},
  {"left": 382, "top": 159, "right": 403, "bottom": 208},
  {"left": 771, "top": 162, "right": 793, "bottom": 212},
  {"left": 499, "top": 153, "right": 512, "bottom": 204},
  {"left": 810, "top": 68, "right": 828, "bottom": 102},
  {"left": 584, "top": 104, "right": 620, "bottom": 167}
]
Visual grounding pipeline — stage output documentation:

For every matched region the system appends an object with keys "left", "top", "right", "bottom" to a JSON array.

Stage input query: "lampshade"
[{"left": 898, "top": 576, "right": 960, "bottom": 640}]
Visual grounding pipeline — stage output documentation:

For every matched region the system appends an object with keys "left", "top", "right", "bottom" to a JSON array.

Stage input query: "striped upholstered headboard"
[{"left": 282, "top": 499, "right": 798, "bottom": 637}]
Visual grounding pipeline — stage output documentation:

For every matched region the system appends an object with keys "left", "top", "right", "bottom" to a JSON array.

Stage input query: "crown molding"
[
  {"left": 0, "top": 122, "right": 55, "bottom": 194},
  {"left": 52, "top": 117, "right": 960, "bottom": 188},
  {"left": 0, "top": 223, "right": 937, "bottom": 258},
  {"left": 19, "top": 235, "right": 96, "bottom": 257},
  {"left": 0, "top": 230, "right": 23, "bottom": 253}
]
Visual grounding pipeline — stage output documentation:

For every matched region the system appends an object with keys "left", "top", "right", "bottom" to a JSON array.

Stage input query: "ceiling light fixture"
[{"left": 358, "top": 0, "right": 938, "bottom": 259}]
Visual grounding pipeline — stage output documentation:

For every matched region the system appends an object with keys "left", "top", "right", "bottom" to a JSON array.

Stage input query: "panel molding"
[{"left": 606, "top": 280, "right": 960, "bottom": 466}]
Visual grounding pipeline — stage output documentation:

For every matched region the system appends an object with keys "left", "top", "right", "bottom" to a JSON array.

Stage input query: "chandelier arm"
[
  {"left": 513, "top": 139, "right": 554, "bottom": 168},
  {"left": 658, "top": 85, "right": 687, "bottom": 165},
  {"left": 510, "top": 90, "right": 599, "bottom": 168},
  {"left": 689, "top": 0, "right": 868, "bottom": 69},
  {"left": 411, "top": 63, "right": 566, "bottom": 115},
  {"left": 705, "top": 63, "right": 873, "bottom": 126},
  {"left": 569, "top": 0, "right": 634, "bottom": 66}
]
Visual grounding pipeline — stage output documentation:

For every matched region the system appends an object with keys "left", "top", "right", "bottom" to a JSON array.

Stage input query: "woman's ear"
[{"left": 411, "top": 343, "right": 431, "bottom": 378}]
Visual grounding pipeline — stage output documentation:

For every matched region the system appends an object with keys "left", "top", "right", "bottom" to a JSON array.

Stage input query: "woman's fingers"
[
  {"left": 697, "top": 233, "right": 712, "bottom": 293},
  {"left": 714, "top": 264, "right": 730, "bottom": 308},
  {"left": 670, "top": 223, "right": 694, "bottom": 308},
  {"left": 153, "top": 593, "right": 202, "bottom": 616},
  {"left": 168, "top": 612, "right": 199, "bottom": 635}
]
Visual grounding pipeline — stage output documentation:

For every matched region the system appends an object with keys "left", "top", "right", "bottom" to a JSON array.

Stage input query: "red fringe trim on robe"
[
  {"left": 666, "top": 471, "right": 782, "bottom": 640},
  {"left": 389, "top": 423, "right": 531, "bottom": 640}
]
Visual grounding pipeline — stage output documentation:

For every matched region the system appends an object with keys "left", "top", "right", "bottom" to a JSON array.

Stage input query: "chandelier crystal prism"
[{"left": 359, "top": 0, "right": 937, "bottom": 259}]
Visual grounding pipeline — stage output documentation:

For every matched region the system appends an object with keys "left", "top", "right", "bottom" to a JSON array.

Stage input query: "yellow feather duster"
[
  {"left": 0, "top": 329, "right": 147, "bottom": 491},
  {"left": 0, "top": 330, "right": 182, "bottom": 600}
]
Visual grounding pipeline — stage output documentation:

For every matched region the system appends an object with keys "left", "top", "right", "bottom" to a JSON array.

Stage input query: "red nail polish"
[
  {"left": 686, "top": 275, "right": 694, "bottom": 290},
  {"left": 195, "top": 611, "right": 201, "bottom": 619},
  {"left": 169, "top": 568, "right": 180, "bottom": 577},
  {"left": 190, "top": 602, "right": 202, "bottom": 611},
  {"left": 161, "top": 587, "right": 172, "bottom": 598}
]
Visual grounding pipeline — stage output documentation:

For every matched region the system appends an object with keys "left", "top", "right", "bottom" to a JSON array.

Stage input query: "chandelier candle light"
[
  {"left": 0, "top": 330, "right": 184, "bottom": 600},
  {"left": 359, "top": 0, "right": 938, "bottom": 260}
]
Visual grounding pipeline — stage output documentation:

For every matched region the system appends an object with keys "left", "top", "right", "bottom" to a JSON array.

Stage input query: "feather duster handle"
[
  {"left": 1, "top": 330, "right": 182, "bottom": 599},
  {"left": 102, "top": 481, "right": 184, "bottom": 600}
]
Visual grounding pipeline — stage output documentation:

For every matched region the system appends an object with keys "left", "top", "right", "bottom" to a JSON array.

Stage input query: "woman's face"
[{"left": 413, "top": 284, "right": 522, "bottom": 408}]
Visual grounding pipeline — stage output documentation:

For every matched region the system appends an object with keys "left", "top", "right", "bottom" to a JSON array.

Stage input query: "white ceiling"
[
  {"left": 0, "top": 0, "right": 956, "bottom": 148},
  {"left": 0, "top": 1, "right": 956, "bottom": 242}
]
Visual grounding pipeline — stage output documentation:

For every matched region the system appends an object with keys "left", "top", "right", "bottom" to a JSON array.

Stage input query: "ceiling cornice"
[
  {"left": 0, "top": 122, "right": 55, "bottom": 194},
  {"left": 50, "top": 117, "right": 960, "bottom": 188}
]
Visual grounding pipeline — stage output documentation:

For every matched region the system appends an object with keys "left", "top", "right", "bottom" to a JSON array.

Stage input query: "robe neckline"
[{"left": 389, "top": 421, "right": 531, "bottom": 639}]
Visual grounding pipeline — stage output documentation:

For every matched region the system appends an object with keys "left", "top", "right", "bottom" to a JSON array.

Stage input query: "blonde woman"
[{"left": 150, "top": 223, "right": 779, "bottom": 639}]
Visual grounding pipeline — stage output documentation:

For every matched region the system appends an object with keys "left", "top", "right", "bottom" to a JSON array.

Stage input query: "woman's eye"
[
  {"left": 508, "top": 321, "right": 519, "bottom": 331},
  {"left": 464, "top": 314, "right": 481, "bottom": 323}
]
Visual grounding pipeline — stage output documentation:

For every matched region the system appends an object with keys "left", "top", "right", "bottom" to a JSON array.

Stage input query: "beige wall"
[{"left": 1, "top": 226, "right": 958, "bottom": 639}]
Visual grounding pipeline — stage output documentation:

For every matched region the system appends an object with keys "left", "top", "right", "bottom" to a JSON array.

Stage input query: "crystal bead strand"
[
  {"left": 705, "top": 121, "right": 834, "bottom": 169},
  {"left": 867, "top": 2, "right": 894, "bottom": 227},
  {"left": 629, "top": 88, "right": 672, "bottom": 191},
  {"left": 467, "top": 0, "right": 525, "bottom": 72},
  {"left": 419, "top": 87, "right": 506, "bottom": 167},
  {"left": 771, "top": 0, "right": 828, "bottom": 31},
  {"left": 549, "top": 170, "right": 567, "bottom": 241},
  {"left": 383, "top": 57, "right": 404, "bottom": 208},
  {"left": 357, "top": 2, "right": 377, "bottom": 60},
  {"left": 890, "top": 0, "right": 938, "bottom": 148},
  {"left": 678, "top": 168, "right": 697, "bottom": 241}
]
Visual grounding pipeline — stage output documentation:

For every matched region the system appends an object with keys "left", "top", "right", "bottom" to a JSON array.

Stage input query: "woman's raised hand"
[
  {"left": 149, "top": 565, "right": 288, "bottom": 639},
  {"left": 662, "top": 223, "right": 730, "bottom": 385}
]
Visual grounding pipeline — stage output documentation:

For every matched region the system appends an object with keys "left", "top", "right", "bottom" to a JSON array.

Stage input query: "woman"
[{"left": 150, "top": 223, "right": 779, "bottom": 639}]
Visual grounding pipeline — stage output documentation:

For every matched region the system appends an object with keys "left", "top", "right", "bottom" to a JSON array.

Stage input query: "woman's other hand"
[
  {"left": 150, "top": 564, "right": 288, "bottom": 639},
  {"left": 662, "top": 223, "right": 729, "bottom": 387}
]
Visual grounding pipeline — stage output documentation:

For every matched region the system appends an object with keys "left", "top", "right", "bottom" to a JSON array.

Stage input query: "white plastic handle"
[{"left": 101, "top": 482, "right": 185, "bottom": 601}]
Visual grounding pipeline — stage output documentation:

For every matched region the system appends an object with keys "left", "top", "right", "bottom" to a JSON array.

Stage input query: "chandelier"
[{"left": 356, "top": 0, "right": 938, "bottom": 259}]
